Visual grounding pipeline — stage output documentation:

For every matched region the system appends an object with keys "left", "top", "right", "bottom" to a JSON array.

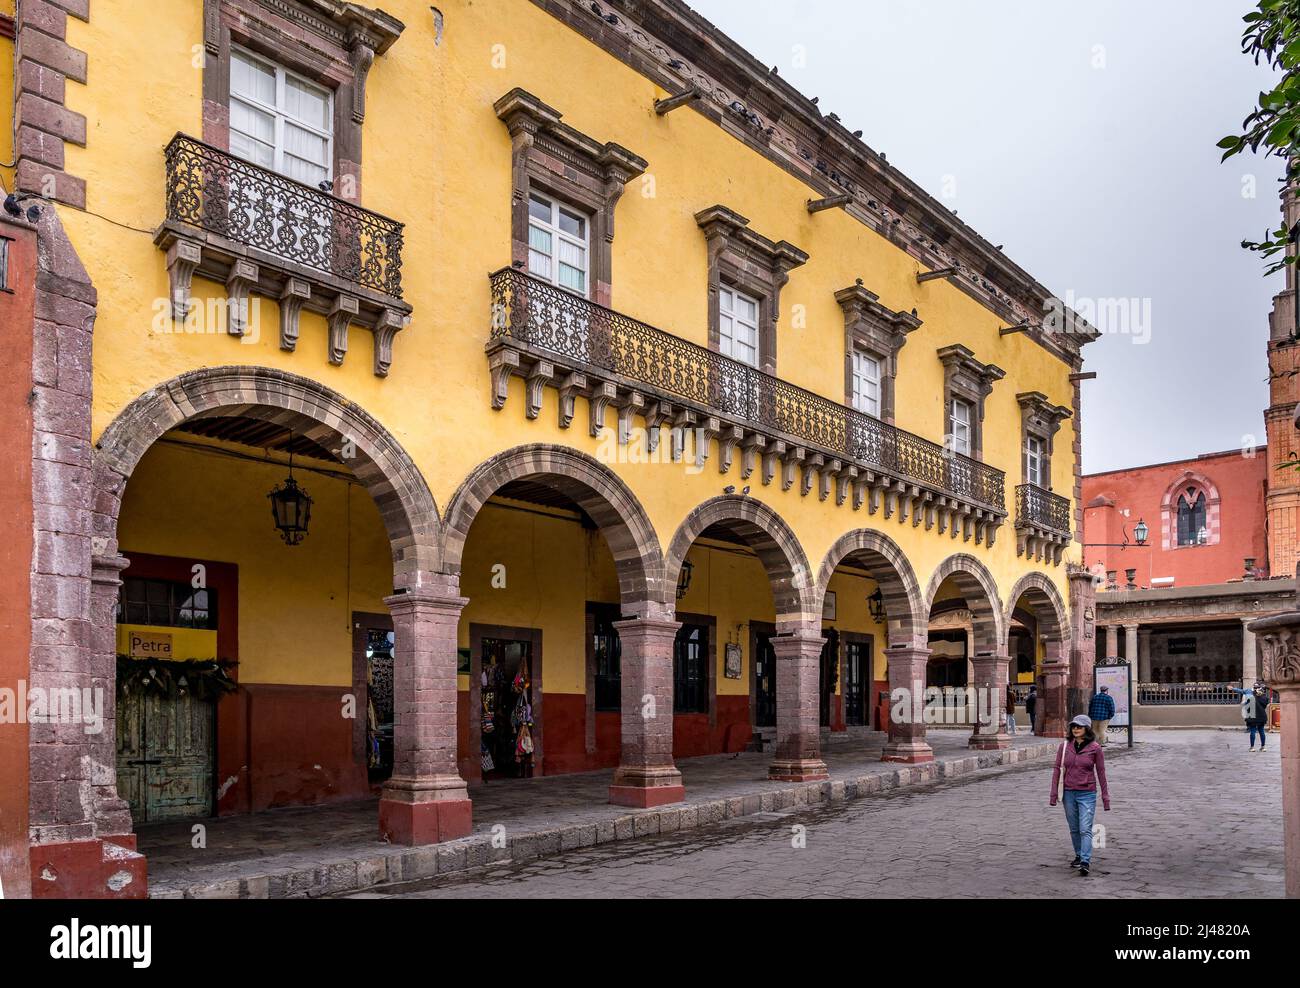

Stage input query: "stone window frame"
[
  {"left": 201, "top": 0, "right": 406, "bottom": 204},
  {"left": 937, "top": 344, "right": 1005, "bottom": 461},
  {"left": 1160, "top": 470, "right": 1222, "bottom": 550},
  {"left": 494, "top": 88, "right": 648, "bottom": 308},
  {"left": 696, "top": 205, "right": 808, "bottom": 376},
  {"left": 1016, "top": 391, "right": 1072, "bottom": 490},
  {"left": 835, "top": 280, "right": 922, "bottom": 424}
]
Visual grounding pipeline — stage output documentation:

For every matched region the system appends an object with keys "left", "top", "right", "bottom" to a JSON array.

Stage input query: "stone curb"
[{"left": 154, "top": 739, "right": 1115, "bottom": 899}]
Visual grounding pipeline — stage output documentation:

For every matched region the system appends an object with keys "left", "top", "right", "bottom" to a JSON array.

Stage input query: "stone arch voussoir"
[
  {"left": 923, "top": 553, "right": 1006, "bottom": 655},
  {"left": 1003, "top": 571, "right": 1069, "bottom": 651},
  {"left": 815, "top": 529, "right": 924, "bottom": 648}
]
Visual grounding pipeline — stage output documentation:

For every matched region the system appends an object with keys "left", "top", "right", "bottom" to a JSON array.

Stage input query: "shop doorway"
[
  {"left": 352, "top": 612, "right": 395, "bottom": 784},
  {"left": 818, "top": 628, "right": 840, "bottom": 727},
  {"left": 843, "top": 634, "right": 872, "bottom": 727},
  {"left": 470, "top": 624, "right": 543, "bottom": 779},
  {"left": 751, "top": 622, "right": 777, "bottom": 729}
]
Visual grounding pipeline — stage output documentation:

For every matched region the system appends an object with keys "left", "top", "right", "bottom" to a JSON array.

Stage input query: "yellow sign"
[{"left": 128, "top": 631, "right": 173, "bottom": 659}]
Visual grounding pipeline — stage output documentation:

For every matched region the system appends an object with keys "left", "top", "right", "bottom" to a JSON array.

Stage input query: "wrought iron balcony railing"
[
  {"left": 489, "top": 268, "right": 1006, "bottom": 511},
  {"left": 1014, "top": 483, "right": 1071, "bottom": 536},
  {"left": 163, "top": 134, "right": 405, "bottom": 299}
]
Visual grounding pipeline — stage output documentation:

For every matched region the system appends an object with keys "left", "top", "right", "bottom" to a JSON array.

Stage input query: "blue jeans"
[
  {"left": 1063, "top": 790, "right": 1097, "bottom": 864},
  {"left": 1249, "top": 724, "right": 1267, "bottom": 747}
]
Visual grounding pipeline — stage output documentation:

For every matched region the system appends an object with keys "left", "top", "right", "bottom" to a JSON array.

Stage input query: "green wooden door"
[{"left": 115, "top": 690, "right": 215, "bottom": 823}]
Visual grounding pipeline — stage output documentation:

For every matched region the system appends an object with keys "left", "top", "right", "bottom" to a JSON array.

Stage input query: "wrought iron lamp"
[
  {"left": 268, "top": 445, "right": 313, "bottom": 546},
  {"left": 1083, "top": 517, "right": 1148, "bottom": 550},
  {"left": 868, "top": 588, "right": 886, "bottom": 623},
  {"left": 676, "top": 559, "right": 694, "bottom": 600}
]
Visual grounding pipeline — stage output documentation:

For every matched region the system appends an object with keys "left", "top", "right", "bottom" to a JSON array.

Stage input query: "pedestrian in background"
[
  {"left": 1005, "top": 683, "right": 1017, "bottom": 735},
  {"left": 1049, "top": 714, "right": 1111, "bottom": 877},
  {"left": 1089, "top": 684, "right": 1116, "bottom": 745},
  {"left": 1228, "top": 681, "right": 1270, "bottom": 751},
  {"left": 1025, "top": 685, "right": 1037, "bottom": 735}
]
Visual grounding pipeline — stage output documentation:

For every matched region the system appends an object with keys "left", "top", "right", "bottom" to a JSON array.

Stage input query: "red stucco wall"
[
  {"left": 1082, "top": 448, "right": 1268, "bottom": 589},
  {"left": 0, "top": 221, "right": 35, "bottom": 899}
]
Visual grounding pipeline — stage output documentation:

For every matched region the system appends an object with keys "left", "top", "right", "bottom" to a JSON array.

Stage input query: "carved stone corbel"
[
  {"left": 558, "top": 371, "right": 587, "bottom": 429},
  {"left": 489, "top": 348, "right": 520, "bottom": 409},
  {"left": 718, "top": 425, "right": 743, "bottom": 474},
  {"left": 328, "top": 295, "right": 358, "bottom": 366},
  {"left": 279, "top": 278, "right": 311, "bottom": 352},
  {"left": 165, "top": 238, "right": 202, "bottom": 321},
  {"left": 526, "top": 360, "right": 555, "bottom": 420},
  {"left": 588, "top": 380, "right": 617, "bottom": 437},
  {"left": 372, "top": 307, "right": 406, "bottom": 377},
  {"left": 224, "top": 260, "right": 259, "bottom": 337}
]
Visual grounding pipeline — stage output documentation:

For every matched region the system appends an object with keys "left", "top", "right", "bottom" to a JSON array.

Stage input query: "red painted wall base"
[
  {"left": 29, "top": 837, "right": 148, "bottom": 899},
  {"left": 608, "top": 784, "right": 686, "bottom": 808},
  {"left": 378, "top": 797, "right": 473, "bottom": 845}
]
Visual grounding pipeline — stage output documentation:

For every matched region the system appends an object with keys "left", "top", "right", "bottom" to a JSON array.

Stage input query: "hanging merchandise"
[
  {"left": 480, "top": 738, "right": 495, "bottom": 773},
  {"left": 516, "top": 723, "right": 534, "bottom": 757}
]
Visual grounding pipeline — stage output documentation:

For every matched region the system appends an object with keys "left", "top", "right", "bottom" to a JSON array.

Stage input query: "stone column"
[
  {"left": 965, "top": 628, "right": 975, "bottom": 689},
  {"left": 969, "top": 652, "right": 1011, "bottom": 749},
  {"left": 769, "top": 632, "right": 829, "bottom": 781},
  {"left": 882, "top": 645, "right": 935, "bottom": 762},
  {"left": 1138, "top": 628, "right": 1153, "bottom": 685},
  {"left": 379, "top": 587, "right": 473, "bottom": 845},
  {"left": 609, "top": 617, "right": 685, "bottom": 807},
  {"left": 1248, "top": 612, "right": 1300, "bottom": 898},
  {"left": 1040, "top": 638, "right": 1070, "bottom": 737},
  {"left": 1124, "top": 623, "right": 1138, "bottom": 668},
  {"left": 1105, "top": 624, "right": 1119, "bottom": 660},
  {"left": 1242, "top": 618, "right": 1258, "bottom": 684},
  {"left": 87, "top": 554, "right": 135, "bottom": 840}
]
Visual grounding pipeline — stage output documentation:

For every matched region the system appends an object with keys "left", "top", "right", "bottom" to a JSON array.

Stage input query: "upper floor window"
[
  {"left": 1025, "top": 435, "right": 1044, "bottom": 487},
  {"left": 527, "top": 192, "right": 590, "bottom": 296},
  {"left": 230, "top": 48, "right": 333, "bottom": 188},
  {"left": 949, "top": 397, "right": 973, "bottom": 457},
  {"left": 117, "top": 577, "right": 218, "bottom": 630},
  {"left": 851, "top": 350, "right": 882, "bottom": 417},
  {"left": 1177, "top": 488, "right": 1208, "bottom": 546},
  {"left": 719, "top": 286, "right": 761, "bottom": 368}
]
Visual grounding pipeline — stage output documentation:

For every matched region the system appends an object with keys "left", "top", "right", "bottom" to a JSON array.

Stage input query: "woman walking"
[{"left": 1048, "top": 714, "right": 1111, "bottom": 877}]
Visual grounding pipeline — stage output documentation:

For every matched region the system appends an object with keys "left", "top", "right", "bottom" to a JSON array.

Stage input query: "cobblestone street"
[{"left": 352, "top": 731, "right": 1286, "bottom": 899}]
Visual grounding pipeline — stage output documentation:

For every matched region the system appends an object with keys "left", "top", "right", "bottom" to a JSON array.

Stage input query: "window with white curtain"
[
  {"left": 528, "top": 192, "right": 590, "bottom": 296},
  {"left": 851, "top": 350, "right": 882, "bottom": 417},
  {"left": 949, "top": 398, "right": 972, "bottom": 456},
  {"left": 230, "top": 47, "right": 333, "bottom": 187},
  {"left": 719, "top": 286, "right": 761, "bottom": 368}
]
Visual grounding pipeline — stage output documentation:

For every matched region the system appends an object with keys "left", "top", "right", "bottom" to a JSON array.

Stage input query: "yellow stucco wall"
[
  {"left": 1, "top": 0, "right": 13, "bottom": 191},
  {"left": 63, "top": 0, "right": 1079, "bottom": 684}
]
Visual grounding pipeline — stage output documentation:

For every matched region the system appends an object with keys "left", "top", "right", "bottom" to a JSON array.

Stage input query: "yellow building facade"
[{"left": 5, "top": 0, "right": 1097, "bottom": 896}]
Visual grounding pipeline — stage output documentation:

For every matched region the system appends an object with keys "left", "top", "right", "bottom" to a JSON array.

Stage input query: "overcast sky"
[{"left": 688, "top": 0, "right": 1283, "bottom": 473}]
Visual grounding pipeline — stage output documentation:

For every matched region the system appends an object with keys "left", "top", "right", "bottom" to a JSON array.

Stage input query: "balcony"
[
  {"left": 487, "top": 268, "right": 1007, "bottom": 543},
  {"left": 1014, "top": 483, "right": 1072, "bottom": 563},
  {"left": 154, "top": 134, "right": 411, "bottom": 377}
]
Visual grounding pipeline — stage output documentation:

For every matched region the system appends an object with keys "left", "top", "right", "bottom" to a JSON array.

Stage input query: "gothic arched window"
[{"left": 1176, "top": 487, "right": 1207, "bottom": 546}]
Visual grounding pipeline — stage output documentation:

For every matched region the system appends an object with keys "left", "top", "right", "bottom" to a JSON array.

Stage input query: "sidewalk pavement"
[{"left": 142, "top": 731, "right": 1098, "bottom": 898}]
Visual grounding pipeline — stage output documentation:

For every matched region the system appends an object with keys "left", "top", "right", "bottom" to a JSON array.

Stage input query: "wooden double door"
[{"left": 116, "top": 690, "right": 215, "bottom": 824}]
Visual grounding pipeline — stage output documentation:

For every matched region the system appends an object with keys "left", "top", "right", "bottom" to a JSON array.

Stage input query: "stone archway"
[
  {"left": 922, "top": 553, "right": 1008, "bottom": 752},
  {"left": 815, "top": 529, "right": 927, "bottom": 762},
  {"left": 31, "top": 366, "right": 460, "bottom": 890},
  {"left": 442, "top": 444, "right": 677, "bottom": 807},
  {"left": 1003, "top": 572, "right": 1069, "bottom": 736},
  {"left": 665, "top": 495, "right": 823, "bottom": 782}
]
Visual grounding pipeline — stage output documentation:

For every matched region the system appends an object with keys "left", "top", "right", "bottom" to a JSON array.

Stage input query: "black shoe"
[
  {"left": 1069, "top": 856, "right": 1081, "bottom": 869},
  {"left": 1079, "top": 863, "right": 1090, "bottom": 877}
]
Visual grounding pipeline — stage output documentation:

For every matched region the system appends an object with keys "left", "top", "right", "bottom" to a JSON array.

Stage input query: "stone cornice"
[
  {"left": 494, "top": 87, "right": 648, "bottom": 183},
  {"left": 267, "top": 0, "right": 405, "bottom": 54},
  {"left": 531, "top": 0, "right": 1099, "bottom": 367},
  {"left": 694, "top": 204, "right": 808, "bottom": 274},
  {"left": 938, "top": 344, "right": 1005, "bottom": 399},
  {"left": 834, "top": 280, "right": 922, "bottom": 354}
]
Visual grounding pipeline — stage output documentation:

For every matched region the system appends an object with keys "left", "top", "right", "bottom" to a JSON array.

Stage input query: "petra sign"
[{"left": 128, "top": 631, "right": 173, "bottom": 659}]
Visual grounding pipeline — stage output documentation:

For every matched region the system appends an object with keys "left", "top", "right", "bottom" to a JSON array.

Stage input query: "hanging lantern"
[
  {"left": 867, "top": 588, "right": 886, "bottom": 623},
  {"left": 268, "top": 445, "right": 313, "bottom": 545},
  {"left": 676, "top": 559, "right": 694, "bottom": 599}
]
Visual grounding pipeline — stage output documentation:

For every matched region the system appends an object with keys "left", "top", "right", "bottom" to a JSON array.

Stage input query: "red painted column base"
[
  {"left": 379, "top": 797, "right": 473, "bottom": 845},
  {"left": 768, "top": 759, "right": 829, "bottom": 782},
  {"left": 608, "top": 784, "right": 686, "bottom": 808},
  {"left": 881, "top": 740, "right": 935, "bottom": 763},
  {"left": 30, "top": 836, "right": 148, "bottom": 899},
  {"left": 968, "top": 734, "right": 1011, "bottom": 750}
]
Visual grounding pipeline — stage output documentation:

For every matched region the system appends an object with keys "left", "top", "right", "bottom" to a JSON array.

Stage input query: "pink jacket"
[{"left": 1049, "top": 740, "right": 1110, "bottom": 810}]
